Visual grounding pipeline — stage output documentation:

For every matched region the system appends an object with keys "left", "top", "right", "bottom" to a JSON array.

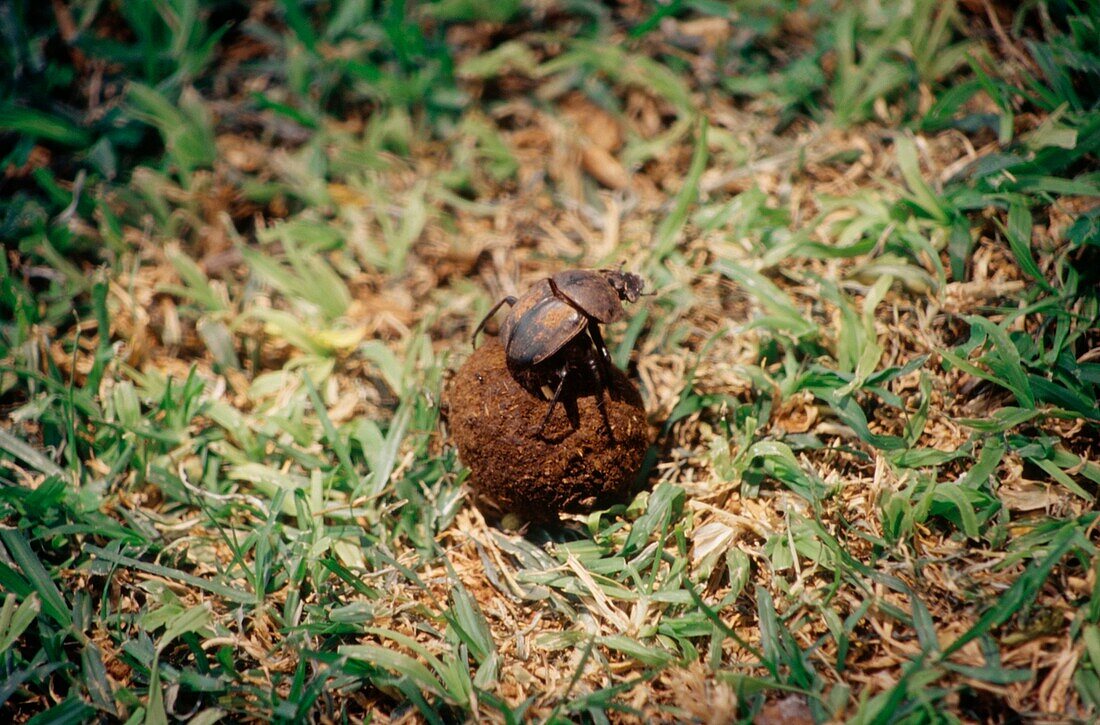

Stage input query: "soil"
[{"left": 447, "top": 339, "right": 650, "bottom": 522}]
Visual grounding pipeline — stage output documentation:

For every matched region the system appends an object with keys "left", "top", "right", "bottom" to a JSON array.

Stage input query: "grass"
[{"left": 1, "top": 0, "right": 1099, "bottom": 721}]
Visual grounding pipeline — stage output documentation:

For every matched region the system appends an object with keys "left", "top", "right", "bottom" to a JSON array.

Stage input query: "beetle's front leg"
[{"left": 585, "top": 322, "right": 614, "bottom": 389}]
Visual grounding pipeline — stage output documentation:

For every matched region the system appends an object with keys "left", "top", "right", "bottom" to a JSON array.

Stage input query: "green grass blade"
[{"left": 0, "top": 529, "right": 71, "bottom": 630}]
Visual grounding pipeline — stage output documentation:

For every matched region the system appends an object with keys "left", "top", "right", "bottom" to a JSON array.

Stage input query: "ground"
[{"left": 1, "top": 1, "right": 1099, "bottom": 723}]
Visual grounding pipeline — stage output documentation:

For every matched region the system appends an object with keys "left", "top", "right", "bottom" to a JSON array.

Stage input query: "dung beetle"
[{"left": 473, "top": 268, "right": 646, "bottom": 435}]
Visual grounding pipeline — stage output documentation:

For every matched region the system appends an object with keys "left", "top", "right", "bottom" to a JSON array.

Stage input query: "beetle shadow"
[
  {"left": 534, "top": 363, "right": 621, "bottom": 443},
  {"left": 534, "top": 387, "right": 615, "bottom": 444},
  {"left": 521, "top": 518, "right": 592, "bottom": 543},
  {"left": 510, "top": 342, "right": 620, "bottom": 444}
]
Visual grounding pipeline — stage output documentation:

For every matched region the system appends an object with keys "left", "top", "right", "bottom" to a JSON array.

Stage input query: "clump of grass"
[{"left": 1, "top": 0, "right": 1098, "bottom": 722}]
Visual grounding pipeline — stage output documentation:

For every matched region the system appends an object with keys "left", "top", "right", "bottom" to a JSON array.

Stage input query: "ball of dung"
[{"left": 448, "top": 340, "right": 649, "bottom": 522}]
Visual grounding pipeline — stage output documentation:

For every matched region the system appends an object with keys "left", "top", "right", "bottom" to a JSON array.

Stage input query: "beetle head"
[{"left": 601, "top": 269, "right": 646, "bottom": 303}]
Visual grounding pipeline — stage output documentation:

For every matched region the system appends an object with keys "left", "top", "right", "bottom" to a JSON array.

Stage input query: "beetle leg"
[
  {"left": 472, "top": 295, "right": 517, "bottom": 348},
  {"left": 583, "top": 325, "right": 617, "bottom": 438},
  {"left": 586, "top": 322, "right": 614, "bottom": 389},
  {"left": 534, "top": 367, "right": 569, "bottom": 438},
  {"left": 584, "top": 352, "right": 615, "bottom": 440}
]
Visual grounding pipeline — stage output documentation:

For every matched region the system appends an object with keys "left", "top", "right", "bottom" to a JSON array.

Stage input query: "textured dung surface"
[{"left": 448, "top": 340, "right": 649, "bottom": 522}]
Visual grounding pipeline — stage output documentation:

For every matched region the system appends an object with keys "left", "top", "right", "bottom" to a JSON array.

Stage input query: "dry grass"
[{"left": 2, "top": 1, "right": 1099, "bottom": 722}]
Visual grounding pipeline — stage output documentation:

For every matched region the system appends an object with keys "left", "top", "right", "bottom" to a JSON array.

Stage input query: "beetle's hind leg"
[
  {"left": 534, "top": 366, "right": 569, "bottom": 438},
  {"left": 472, "top": 296, "right": 517, "bottom": 348}
]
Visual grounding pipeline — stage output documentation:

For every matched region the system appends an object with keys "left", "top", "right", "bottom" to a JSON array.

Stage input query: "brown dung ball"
[{"left": 448, "top": 340, "right": 649, "bottom": 522}]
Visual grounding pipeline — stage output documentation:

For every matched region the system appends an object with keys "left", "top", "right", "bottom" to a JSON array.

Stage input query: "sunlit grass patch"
[{"left": 1, "top": 0, "right": 1099, "bottom": 721}]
